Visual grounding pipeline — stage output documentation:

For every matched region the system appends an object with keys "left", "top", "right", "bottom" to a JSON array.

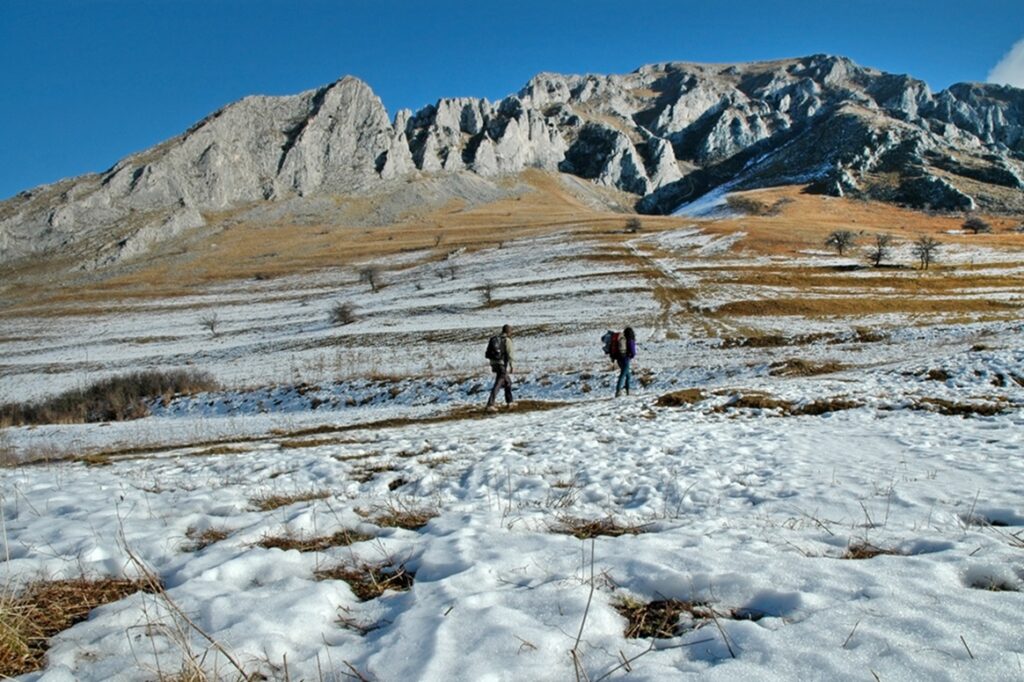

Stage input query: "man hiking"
[
  {"left": 484, "top": 324, "right": 515, "bottom": 411},
  {"left": 614, "top": 326, "right": 637, "bottom": 397}
]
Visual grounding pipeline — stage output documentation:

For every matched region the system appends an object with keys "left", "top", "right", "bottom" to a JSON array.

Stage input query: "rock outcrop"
[{"left": 3, "top": 55, "right": 1023, "bottom": 267}]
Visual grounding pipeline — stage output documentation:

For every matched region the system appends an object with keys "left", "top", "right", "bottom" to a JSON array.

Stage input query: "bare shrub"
[
  {"left": 330, "top": 301, "right": 358, "bottom": 325},
  {"left": 481, "top": 281, "right": 494, "bottom": 306},
  {"left": 0, "top": 370, "right": 218, "bottom": 427},
  {"left": 625, "top": 217, "right": 643, "bottom": 233},
  {"left": 824, "top": 230, "right": 857, "bottom": 256},
  {"left": 962, "top": 215, "right": 992, "bottom": 234}
]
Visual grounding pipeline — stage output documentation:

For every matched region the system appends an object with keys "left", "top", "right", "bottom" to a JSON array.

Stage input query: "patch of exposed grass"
[
  {"left": 550, "top": 516, "right": 649, "bottom": 539},
  {"left": 712, "top": 391, "right": 861, "bottom": 416},
  {"left": 655, "top": 389, "right": 706, "bottom": 407},
  {"left": 768, "top": 359, "right": 847, "bottom": 377},
  {"left": 358, "top": 504, "right": 437, "bottom": 531},
  {"left": 313, "top": 562, "right": 415, "bottom": 601},
  {"left": 257, "top": 529, "right": 373, "bottom": 552},
  {"left": 250, "top": 489, "right": 331, "bottom": 512},
  {"left": 0, "top": 369, "right": 218, "bottom": 427},
  {"left": 913, "top": 397, "right": 1008, "bottom": 417},
  {"left": 182, "top": 526, "right": 232, "bottom": 552},
  {"left": 0, "top": 577, "right": 155, "bottom": 678},
  {"left": 351, "top": 463, "right": 399, "bottom": 484},
  {"left": 842, "top": 542, "right": 904, "bottom": 560},
  {"left": 613, "top": 596, "right": 761, "bottom": 640},
  {"left": 712, "top": 296, "right": 1019, "bottom": 318}
]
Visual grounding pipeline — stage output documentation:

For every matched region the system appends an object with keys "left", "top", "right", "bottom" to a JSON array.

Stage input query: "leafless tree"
[
  {"left": 824, "top": 230, "right": 857, "bottom": 256},
  {"left": 200, "top": 311, "right": 219, "bottom": 337},
  {"left": 866, "top": 233, "right": 894, "bottom": 267},
  {"left": 962, "top": 216, "right": 992, "bottom": 234},
  {"left": 481, "top": 281, "right": 494, "bottom": 306},
  {"left": 911, "top": 236, "right": 941, "bottom": 270},
  {"left": 358, "top": 265, "right": 382, "bottom": 292}
]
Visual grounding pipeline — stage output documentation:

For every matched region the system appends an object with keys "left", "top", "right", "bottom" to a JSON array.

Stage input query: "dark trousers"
[{"left": 487, "top": 365, "right": 513, "bottom": 406}]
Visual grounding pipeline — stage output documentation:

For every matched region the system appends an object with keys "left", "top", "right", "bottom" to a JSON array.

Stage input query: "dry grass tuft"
[
  {"left": 182, "top": 526, "right": 232, "bottom": 552},
  {"left": 551, "top": 516, "right": 649, "bottom": 539},
  {"left": 613, "top": 596, "right": 713, "bottom": 639},
  {"left": 314, "top": 562, "right": 415, "bottom": 601},
  {"left": 249, "top": 489, "right": 331, "bottom": 512},
  {"left": 0, "top": 577, "right": 155, "bottom": 677},
  {"left": 613, "top": 595, "right": 762, "bottom": 640},
  {"left": 0, "top": 369, "right": 218, "bottom": 427},
  {"left": 842, "top": 542, "right": 904, "bottom": 560},
  {"left": 257, "top": 529, "right": 373, "bottom": 552},
  {"left": 713, "top": 392, "right": 861, "bottom": 416},
  {"left": 358, "top": 504, "right": 437, "bottom": 531},
  {"left": 655, "top": 389, "right": 707, "bottom": 407},
  {"left": 769, "top": 359, "right": 847, "bottom": 377}
]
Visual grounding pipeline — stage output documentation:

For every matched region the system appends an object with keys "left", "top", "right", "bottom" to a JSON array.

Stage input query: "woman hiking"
[{"left": 615, "top": 326, "right": 637, "bottom": 397}]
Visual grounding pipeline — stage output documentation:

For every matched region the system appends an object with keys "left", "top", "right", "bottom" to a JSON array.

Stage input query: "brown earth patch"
[
  {"left": 314, "top": 562, "right": 415, "bottom": 601},
  {"left": 655, "top": 389, "right": 707, "bottom": 407},
  {"left": 257, "top": 529, "right": 373, "bottom": 552},
  {"left": 769, "top": 359, "right": 847, "bottom": 377},
  {"left": 550, "top": 516, "right": 650, "bottom": 539}
]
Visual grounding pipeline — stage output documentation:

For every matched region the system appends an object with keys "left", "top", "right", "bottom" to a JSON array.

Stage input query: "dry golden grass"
[
  {"left": 358, "top": 505, "right": 436, "bottom": 531},
  {"left": 249, "top": 489, "right": 331, "bottom": 512},
  {"left": 842, "top": 542, "right": 904, "bottom": 560},
  {"left": 0, "top": 578, "right": 155, "bottom": 678},
  {"left": 655, "top": 389, "right": 707, "bottom": 407},
  {"left": 313, "top": 562, "right": 415, "bottom": 601},
  {"left": 711, "top": 296, "right": 1019, "bottom": 318},
  {"left": 256, "top": 529, "right": 373, "bottom": 552},
  {"left": 550, "top": 516, "right": 650, "bottom": 539},
  {"left": 613, "top": 596, "right": 713, "bottom": 639},
  {"left": 182, "top": 526, "right": 232, "bottom": 552}
]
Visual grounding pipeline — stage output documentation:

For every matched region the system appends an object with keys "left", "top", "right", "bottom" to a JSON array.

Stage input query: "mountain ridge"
[{"left": 2, "top": 54, "right": 1022, "bottom": 269}]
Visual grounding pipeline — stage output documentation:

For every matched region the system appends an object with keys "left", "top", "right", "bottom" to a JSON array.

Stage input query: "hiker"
[
  {"left": 485, "top": 324, "right": 515, "bottom": 410},
  {"left": 614, "top": 327, "right": 637, "bottom": 397}
]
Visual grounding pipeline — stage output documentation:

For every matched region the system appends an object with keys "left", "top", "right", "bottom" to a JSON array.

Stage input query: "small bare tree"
[
  {"left": 200, "top": 312, "right": 219, "bottom": 337},
  {"left": 358, "top": 266, "right": 382, "bottom": 292},
  {"left": 824, "top": 230, "right": 857, "bottom": 256},
  {"left": 911, "top": 236, "right": 941, "bottom": 270},
  {"left": 481, "top": 281, "right": 494, "bottom": 306},
  {"left": 866, "top": 233, "right": 893, "bottom": 267},
  {"left": 329, "top": 301, "right": 358, "bottom": 325},
  {"left": 625, "top": 217, "right": 643, "bottom": 233},
  {"left": 962, "top": 216, "right": 992, "bottom": 234}
]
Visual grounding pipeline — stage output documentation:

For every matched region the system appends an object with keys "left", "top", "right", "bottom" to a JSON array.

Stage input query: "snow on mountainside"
[{"left": 2, "top": 54, "right": 1024, "bottom": 269}]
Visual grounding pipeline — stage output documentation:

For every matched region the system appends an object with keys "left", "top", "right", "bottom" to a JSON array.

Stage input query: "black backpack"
[{"left": 485, "top": 335, "right": 504, "bottom": 362}]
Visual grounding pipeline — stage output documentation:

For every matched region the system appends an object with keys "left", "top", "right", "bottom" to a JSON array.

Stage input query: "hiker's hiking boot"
[{"left": 485, "top": 404, "right": 499, "bottom": 413}]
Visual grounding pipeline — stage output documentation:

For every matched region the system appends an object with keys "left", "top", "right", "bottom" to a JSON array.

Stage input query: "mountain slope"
[{"left": 2, "top": 55, "right": 1023, "bottom": 269}]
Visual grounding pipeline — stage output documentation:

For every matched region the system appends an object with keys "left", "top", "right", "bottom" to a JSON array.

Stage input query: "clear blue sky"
[{"left": 2, "top": 0, "right": 1022, "bottom": 200}]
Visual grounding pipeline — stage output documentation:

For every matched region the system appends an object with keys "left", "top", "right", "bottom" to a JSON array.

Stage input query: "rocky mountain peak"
[{"left": 2, "top": 56, "right": 1022, "bottom": 268}]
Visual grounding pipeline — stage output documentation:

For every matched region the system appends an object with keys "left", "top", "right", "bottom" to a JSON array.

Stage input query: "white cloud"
[{"left": 987, "top": 38, "right": 1024, "bottom": 88}]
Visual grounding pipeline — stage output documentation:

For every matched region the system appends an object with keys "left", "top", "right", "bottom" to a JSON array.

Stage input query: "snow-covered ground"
[{"left": 2, "top": 225, "right": 1023, "bottom": 680}]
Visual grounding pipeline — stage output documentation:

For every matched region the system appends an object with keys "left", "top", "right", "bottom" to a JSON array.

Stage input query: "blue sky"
[{"left": 1, "top": 0, "right": 1022, "bottom": 200}]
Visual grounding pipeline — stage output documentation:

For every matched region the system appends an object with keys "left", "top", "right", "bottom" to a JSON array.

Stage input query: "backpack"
[
  {"left": 602, "top": 330, "right": 621, "bottom": 359},
  {"left": 617, "top": 334, "right": 629, "bottom": 358},
  {"left": 485, "top": 335, "right": 504, "bottom": 362}
]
